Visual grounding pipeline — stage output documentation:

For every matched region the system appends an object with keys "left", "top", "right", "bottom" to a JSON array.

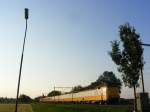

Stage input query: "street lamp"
[
  {"left": 140, "top": 43, "right": 150, "bottom": 93},
  {"left": 15, "top": 8, "right": 29, "bottom": 112}
]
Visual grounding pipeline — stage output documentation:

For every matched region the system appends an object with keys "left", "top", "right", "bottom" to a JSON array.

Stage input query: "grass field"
[
  {"left": 31, "top": 103, "right": 131, "bottom": 112},
  {"left": 0, "top": 104, "right": 33, "bottom": 112},
  {"left": 0, "top": 103, "right": 131, "bottom": 112}
]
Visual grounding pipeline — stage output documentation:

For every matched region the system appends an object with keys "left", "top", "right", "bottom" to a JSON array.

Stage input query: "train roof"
[{"left": 62, "top": 84, "right": 118, "bottom": 94}]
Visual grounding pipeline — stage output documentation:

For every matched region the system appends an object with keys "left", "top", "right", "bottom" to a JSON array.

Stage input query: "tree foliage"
[
  {"left": 109, "top": 23, "right": 144, "bottom": 111},
  {"left": 109, "top": 23, "right": 144, "bottom": 88},
  {"left": 47, "top": 90, "right": 61, "bottom": 97},
  {"left": 0, "top": 97, "right": 16, "bottom": 103},
  {"left": 19, "top": 94, "right": 32, "bottom": 103},
  {"left": 97, "top": 71, "right": 122, "bottom": 92},
  {"left": 34, "top": 94, "right": 45, "bottom": 102},
  {"left": 72, "top": 85, "right": 83, "bottom": 92},
  {"left": 71, "top": 71, "right": 121, "bottom": 93}
]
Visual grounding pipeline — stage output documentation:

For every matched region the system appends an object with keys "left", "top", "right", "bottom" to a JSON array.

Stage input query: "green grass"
[
  {"left": 32, "top": 103, "right": 130, "bottom": 112},
  {"left": 0, "top": 103, "right": 131, "bottom": 112},
  {"left": 0, "top": 104, "right": 33, "bottom": 112}
]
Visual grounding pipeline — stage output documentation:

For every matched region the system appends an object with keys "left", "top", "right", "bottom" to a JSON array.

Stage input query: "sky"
[{"left": 0, "top": 0, "right": 150, "bottom": 98}]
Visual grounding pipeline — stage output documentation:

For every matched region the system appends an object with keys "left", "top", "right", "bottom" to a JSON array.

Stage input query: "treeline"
[
  {"left": 0, "top": 97, "right": 16, "bottom": 103},
  {"left": 0, "top": 94, "right": 32, "bottom": 104},
  {"left": 71, "top": 71, "right": 122, "bottom": 93},
  {"left": 0, "top": 94, "right": 46, "bottom": 103},
  {"left": 47, "top": 71, "right": 122, "bottom": 97},
  {"left": 0, "top": 71, "right": 122, "bottom": 103},
  {"left": 16, "top": 71, "right": 122, "bottom": 102}
]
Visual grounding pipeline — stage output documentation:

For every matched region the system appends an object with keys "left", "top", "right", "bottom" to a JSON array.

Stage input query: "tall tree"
[
  {"left": 97, "top": 71, "right": 122, "bottom": 93},
  {"left": 47, "top": 90, "right": 61, "bottom": 97},
  {"left": 19, "top": 94, "right": 32, "bottom": 103},
  {"left": 72, "top": 85, "right": 83, "bottom": 92},
  {"left": 109, "top": 23, "right": 144, "bottom": 112}
]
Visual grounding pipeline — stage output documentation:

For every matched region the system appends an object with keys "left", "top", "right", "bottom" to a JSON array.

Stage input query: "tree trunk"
[{"left": 133, "top": 85, "right": 137, "bottom": 112}]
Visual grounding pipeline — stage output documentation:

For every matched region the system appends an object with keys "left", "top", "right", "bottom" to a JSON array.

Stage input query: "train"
[{"left": 40, "top": 85, "right": 120, "bottom": 104}]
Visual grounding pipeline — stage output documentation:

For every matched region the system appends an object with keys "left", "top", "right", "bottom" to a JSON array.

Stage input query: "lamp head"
[{"left": 25, "top": 8, "right": 29, "bottom": 19}]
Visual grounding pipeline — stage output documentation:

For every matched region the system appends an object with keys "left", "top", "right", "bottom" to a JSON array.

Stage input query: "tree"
[
  {"left": 72, "top": 71, "right": 122, "bottom": 92},
  {"left": 34, "top": 94, "right": 45, "bottom": 102},
  {"left": 70, "top": 72, "right": 121, "bottom": 92},
  {"left": 47, "top": 90, "right": 61, "bottom": 97},
  {"left": 19, "top": 94, "right": 32, "bottom": 103},
  {"left": 97, "top": 71, "right": 122, "bottom": 93},
  {"left": 72, "top": 85, "right": 83, "bottom": 92},
  {"left": 109, "top": 23, "right": 144, "bottom": 112}
]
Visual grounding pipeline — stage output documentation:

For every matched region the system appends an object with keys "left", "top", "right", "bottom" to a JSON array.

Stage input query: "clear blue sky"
[{"left": 0, "top": 0, "right": 150, "bottom": 98}]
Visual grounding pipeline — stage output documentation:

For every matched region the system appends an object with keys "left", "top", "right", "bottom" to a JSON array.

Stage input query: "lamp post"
[
  {"left": 140, "top": 43, "right": 150, "bottom": 93},
  {"left": 136, "top": 43, "right": 150, "bottom": 112},
  {"left": 15, "top": 8, "right": 29, "bottom": 112}
]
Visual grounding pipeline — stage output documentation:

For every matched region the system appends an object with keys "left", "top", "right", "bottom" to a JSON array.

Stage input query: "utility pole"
[
  {"left": 15, "top": 8, "right": 29, "bottom": 112},
  {"left": 54, "top": 86, "right": 55, "bottom": 102},
  {"left": 140, "top": 43, "right": 150, "bottom": 93},
  {"left": 136, "top": 43, "right": 150, "bottom": 112}
]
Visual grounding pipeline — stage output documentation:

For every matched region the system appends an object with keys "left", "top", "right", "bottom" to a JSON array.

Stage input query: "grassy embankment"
[
  {"left": 0, "top": 103, "right": 131, "bottom": 112},
  {"left": 0, "top": 104, "right": 33, "bottom": 112},
  {"left": 32, "top": 103, "right": 130, "bottom": 112}
]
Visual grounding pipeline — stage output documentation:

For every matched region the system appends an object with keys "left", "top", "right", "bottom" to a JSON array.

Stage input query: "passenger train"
[{"left": 40, "top": 85, "right": 120, "bottom": 104}]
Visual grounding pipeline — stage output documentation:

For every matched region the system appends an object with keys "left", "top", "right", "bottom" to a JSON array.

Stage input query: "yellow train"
[{"left": 40, "top": 85, "right": 120, "bottom": 104}]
